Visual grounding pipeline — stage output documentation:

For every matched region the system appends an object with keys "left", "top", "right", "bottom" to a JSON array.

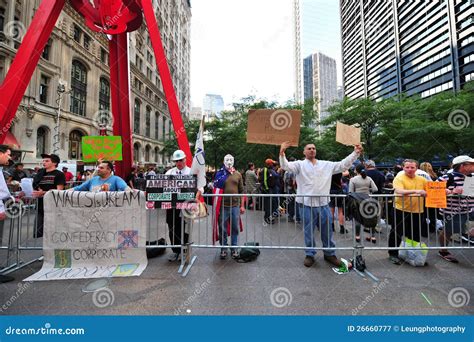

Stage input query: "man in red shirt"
[{"left": 62, "top": 167, "right": 74, "bottom": 184}]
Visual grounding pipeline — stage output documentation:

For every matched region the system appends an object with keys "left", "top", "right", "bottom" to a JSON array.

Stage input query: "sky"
[{"left": 190, "top": 0, "right": 342, "bottom": 109}]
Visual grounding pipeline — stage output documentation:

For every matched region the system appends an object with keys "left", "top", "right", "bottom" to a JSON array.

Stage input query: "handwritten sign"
[
  {"left": 82, "top": 136, "right": 122, "bottom": 162},
  {"left": 146, "top": 175, "right": 197, "bottom": 209},
  {"left": 336, "top": 122, "right": 361, "bottom": 146},
  {"left": 462, "top": 176, "right": 474, "bottom": 197},
  {"left": 425, "top": 181, "right": 447, "bottom": 208},
  {"left": 247, "top": 109, "right": 301, "bottom": 147},
  {"left": 25, "top": 191, "right": 148, "bottom": 281}
]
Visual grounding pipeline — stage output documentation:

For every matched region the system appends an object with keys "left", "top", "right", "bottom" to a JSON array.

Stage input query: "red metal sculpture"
[{"left": 0, "top": 0, "right": 192, "bottom": 177}]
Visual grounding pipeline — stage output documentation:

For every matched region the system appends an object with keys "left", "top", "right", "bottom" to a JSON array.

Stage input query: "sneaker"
[
  {"left": 220, "top": 250, "right": 228, "bottom": 260},
  {"left": 389, "top": 255, "right": 402, "bottom": 265},
  {"left": 288, "top": 218, "right": 295, "bottom": 223},
  {"left": 461, "top": 234, "right": 474, "bottom": 244},
  {"left": 324, "top": 255, "right": 342, "bottom": 267},
  {"left": 168, "top": 252, "right": 180, "bottom": 262},
  {"left": 0, "top": 274, "right": 14, "bottom": 283},
  {"left": 438, "top": 251, "right": 459, "bottom": 263},
  {"left": 304, "top": 256, "right": 315, "bottom": 267}
]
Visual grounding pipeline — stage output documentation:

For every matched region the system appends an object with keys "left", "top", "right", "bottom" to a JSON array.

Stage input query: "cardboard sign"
[
  {"left": 425, "top": 181, "right": 447, "bottom": 208},
  {"left": 146, "top": 174, "right": 197, "bottom": 209},
  {"left": 336, "top": 122, "right": 361, "bottom": 146},
  {"left": 246, "top": 109, "right": 302, "bottom": 147},
  {"left": 25, "top": 191, "right": 148, "bottom": 281},
  {"left": 462, "top": 176, "right": 474, "bottom": 197},
  {"left": 82, "top": 136, "right": 123, "bottom": 162}
]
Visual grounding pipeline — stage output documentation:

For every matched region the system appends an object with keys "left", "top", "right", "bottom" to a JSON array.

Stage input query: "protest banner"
[
  {"left": 335, "top": 122, "right": 361, "bottom": 146},
  {"left": 246, "top": 109, "right": 301, "bottom": 146},
  {"left": 425, "top": 181, "right": 447, "bottom": 208},
  {"left": 25, "top": 191, "right": 148, "bottom": 281},
  {"left": 146, "top": 175, "right": 197, "bottom": 209},
  {"left": 82, "top": 136, "right": 123, "bottom": 162}
]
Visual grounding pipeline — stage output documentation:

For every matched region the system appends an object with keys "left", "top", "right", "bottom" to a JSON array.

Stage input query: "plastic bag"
[{"left": 399, "top": 238, "right": 428, "bottom": 266}]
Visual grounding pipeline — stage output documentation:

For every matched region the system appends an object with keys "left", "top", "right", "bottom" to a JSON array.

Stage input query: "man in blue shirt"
[{"left": 73, "top": 161, "right": 130, "bottom": 192}]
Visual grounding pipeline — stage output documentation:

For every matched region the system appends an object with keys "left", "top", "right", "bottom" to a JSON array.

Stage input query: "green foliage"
[
  {"left": 164, "top": 84, "right": 473, "bottom": 169},
  {"left": 319, "top": 83, "right": 474, "bottom": 163}
]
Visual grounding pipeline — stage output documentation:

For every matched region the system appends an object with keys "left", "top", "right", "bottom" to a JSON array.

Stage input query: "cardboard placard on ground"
[
  {"left": 25, "top": 191, "right": 148, "bottom": 281},
  {"left": 336, "top": 122, "right": 361, "bottom": 146},
  {"left": 462, "top": 176, "right": 474, "bottom": 197},
  {"left": 82, "top": 136, "right": 123, "bottom": 162},
  {"left": 425, "top": 181, "right": 447, "bottom": 208},
  {"left": 246, "top": 109, "right": 302, "bottom": 147}
]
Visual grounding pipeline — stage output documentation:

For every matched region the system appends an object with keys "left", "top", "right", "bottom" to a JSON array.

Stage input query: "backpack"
[
  {"left": 146, "top": 238, "right": 166, "bottom": 259},
  {"left": 346, "top": 193, "right": 379, "bottom": 228},
  {"left": 235, "top": 242, "right": 260, "bottom": 263}
]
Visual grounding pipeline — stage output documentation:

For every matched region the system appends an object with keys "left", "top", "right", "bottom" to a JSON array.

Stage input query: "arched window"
[
  {"left": 155, "top": 112, "right": 159, "bottom": 140},
  {"left": 70, "top": 60, "right": 87, "bottom": 116},
  {"left": 154, "top": 147, "right": 160, "bottom": 163},
  {"left": 145, "top": 106, "right": 151, "bottom": 137},
  {"left": 162, "top": 117, "right": 166, "bottom": 141},
  {"left": 69, "top": 130, "right": 85, "bottom": 160},
  {"left": 99, "top": 77, "right": 110, "bottom": 111},
  {"left": 134, "top": 99, "right": 141, "bottom": 134},
  {"left": 133, "top": 143, "right": 140, "bottom": 163},
  {"left": 145, "top": 145, "right": 151, "bottom": 162},
  {"left": 36, "top": 127, "right": 48, "bottom": 158}
]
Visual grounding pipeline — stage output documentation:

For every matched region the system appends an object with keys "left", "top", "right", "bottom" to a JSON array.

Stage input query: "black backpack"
[
  {"left": 235, "top": 242, "right": 260, "bottom": 263},
  {"left": 346, "top": 193, "right": 379, "bottom": 229},
  {"left": 146, "top": 238, "right": 166, "bottom": 259}
]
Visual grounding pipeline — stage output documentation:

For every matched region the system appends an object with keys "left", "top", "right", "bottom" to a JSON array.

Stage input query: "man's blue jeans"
[
  {"left": 218, "top": 206, "right": 240, "bottom": 250},
  {"left": 302, "top": 205, "right": 336, "bottom": 257}
]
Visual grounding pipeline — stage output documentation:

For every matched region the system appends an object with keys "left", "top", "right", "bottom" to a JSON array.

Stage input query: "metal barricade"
[{"left": 2, "top": 191, "right": 473, "bottom": 278}]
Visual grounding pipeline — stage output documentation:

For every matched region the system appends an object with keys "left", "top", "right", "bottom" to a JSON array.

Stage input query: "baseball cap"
[
  {"left": 265, "top": 158, "right": 276, "bottom": 166},
  {"left": 41, "top": 153, "right": 60, "bottom": 164},
  {"left": 172, "top": 150, "right": 186, "bottom": 161},
  {"left": 452, "top": 155, "right": 474, "bottom": 166}
]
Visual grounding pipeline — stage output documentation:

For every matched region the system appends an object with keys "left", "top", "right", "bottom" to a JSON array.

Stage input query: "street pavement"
[{"left": 1, "top": 208, "right": 473, "bottom": 315}]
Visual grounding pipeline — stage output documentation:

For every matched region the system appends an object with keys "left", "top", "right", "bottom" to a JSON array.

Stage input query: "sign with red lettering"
[{"left": 81, "top": 136, "right": 123, "bottom": 162}]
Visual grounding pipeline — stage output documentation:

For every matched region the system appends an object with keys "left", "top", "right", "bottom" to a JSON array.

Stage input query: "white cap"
[
  {"left": 452, "top": 155, "right": 474, "bottom": 166},
  {"left": 172, "top": 150, "right": 186, "bottom": 161}
]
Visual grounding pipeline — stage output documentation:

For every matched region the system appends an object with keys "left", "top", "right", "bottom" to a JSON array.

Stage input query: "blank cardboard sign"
[
  {"left": 336, "top": 121, "right": 361, "bottom": 146},
  {"left": 247, "top": 109, "right": 302, "bottom": 146}
]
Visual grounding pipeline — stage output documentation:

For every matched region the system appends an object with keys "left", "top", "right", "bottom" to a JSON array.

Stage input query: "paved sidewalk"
[{"left": 1, "top": 210, "right": 473, "bottom": 315}]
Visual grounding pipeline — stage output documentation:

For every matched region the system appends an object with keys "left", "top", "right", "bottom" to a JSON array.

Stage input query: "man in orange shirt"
[{"left": 388, "top": 159, "right": 428, "bottom": 265}]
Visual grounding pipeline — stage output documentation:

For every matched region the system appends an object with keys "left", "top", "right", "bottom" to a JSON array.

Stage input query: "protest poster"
[
  {"left": 246, "top": 109, "right": 301, "bottom": 146},
  {"left": 425, "top": 181, "right": 447, "bottom": 208},
  {"left": 146, "top": 175, "right": 197, "bottom": 209},
  {"left": 335, "top": 122, "right": 361, "bottom": 146},
  {"left": 462, "top": 176, "right": 474, "bottom": 197},
  {"left": 82, "top": 136, "right": 123, "bottom": 162},
  {"left": 25, "top": 191, "right": 148, "bottom": 281}
]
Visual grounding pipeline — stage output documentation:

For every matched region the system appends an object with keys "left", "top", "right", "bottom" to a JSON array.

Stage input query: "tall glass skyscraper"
[{"left": 340, "top": 0, "right": 473, "bottom": 100}]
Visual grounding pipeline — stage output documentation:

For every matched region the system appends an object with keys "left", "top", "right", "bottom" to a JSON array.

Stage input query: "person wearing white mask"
[{"left": 212, "top": 154, "right": 245, "bottom": 259}]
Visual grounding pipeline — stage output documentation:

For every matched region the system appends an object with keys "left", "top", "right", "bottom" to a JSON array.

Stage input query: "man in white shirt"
[
  {"left": 0, "top": 144, "right": 14, "bottom": 282},
  {"left": 279, "top": 141, "right": 363, "bottom": 268},
  {"left": 164, "top": 150, "right": 204, "bottom": 262}
]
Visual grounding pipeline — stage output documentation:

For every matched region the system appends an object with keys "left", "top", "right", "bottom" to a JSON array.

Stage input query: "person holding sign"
[
  {"left": 437, "top": 155, "right": 474, "bottom": 263},
  {"left": 73, "top": 161, "right": 130, "bottom": 192},
  {"left": 279, "top": 141, "right": 363, "bottom": 268},
  {"left": 0, "top": 145, "right": 14, "bottom": 283},
  {"left": 387, "top": 159, "right": 428, "bottom": 265}
]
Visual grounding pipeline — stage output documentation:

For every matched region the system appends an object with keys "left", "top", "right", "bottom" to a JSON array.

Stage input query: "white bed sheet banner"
[{"left": 26, "top": 190, "right": 148, "bottom": 281}]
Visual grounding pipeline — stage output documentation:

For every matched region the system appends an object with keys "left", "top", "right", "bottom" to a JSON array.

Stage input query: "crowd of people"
[{"left": 0, "top": 142, "right": 473, "bottom": 283}]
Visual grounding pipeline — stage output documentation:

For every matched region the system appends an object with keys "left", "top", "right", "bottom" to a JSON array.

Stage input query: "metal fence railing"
[{"left": 1, "top": 192, "right": 472, "bottom": 277}]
